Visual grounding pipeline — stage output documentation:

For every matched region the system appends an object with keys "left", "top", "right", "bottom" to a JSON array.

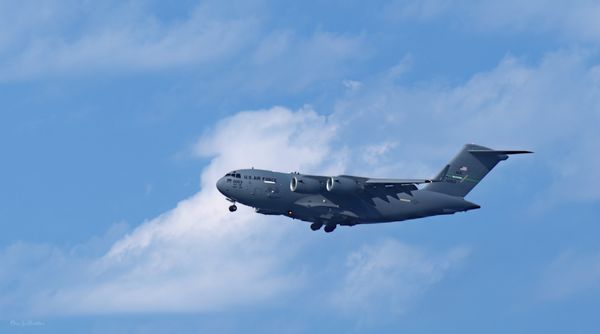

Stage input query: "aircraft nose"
[{"left": 216, "top": 178, "right": 226, "bottom": 195}]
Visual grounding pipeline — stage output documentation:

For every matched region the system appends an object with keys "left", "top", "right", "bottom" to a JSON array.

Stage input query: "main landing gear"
[
  {"left": 310, "top": 222, "right": 337, "bottom": 233},
  {"left": 310, "top": 222, "right": 323, "bottom": 231},
  {"left": 323, "top": 224, "right": 337, "bottom": 233}
]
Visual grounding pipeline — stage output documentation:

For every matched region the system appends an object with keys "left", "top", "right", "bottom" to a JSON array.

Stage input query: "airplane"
[{"left": 216, "top": 144, "right": 532, "bottom": 232}]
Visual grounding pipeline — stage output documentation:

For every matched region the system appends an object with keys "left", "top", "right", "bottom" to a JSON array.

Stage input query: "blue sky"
[{"left": 1, "top": 0, "right": 600, "bottom": 332}]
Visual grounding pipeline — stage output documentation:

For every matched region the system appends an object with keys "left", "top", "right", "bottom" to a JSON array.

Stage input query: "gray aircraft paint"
[{"left": 216, "top": 144, "right": 532, "bottom": 232}]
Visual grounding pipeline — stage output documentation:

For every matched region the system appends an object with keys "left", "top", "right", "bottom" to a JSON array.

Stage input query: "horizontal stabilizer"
[{"left": 469, "top": 149, "right": 533, "bottom": 155}]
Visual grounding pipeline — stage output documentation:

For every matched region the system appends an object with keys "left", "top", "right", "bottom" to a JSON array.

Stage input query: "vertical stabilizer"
[{"left": 424, "top": 144, "right": 532, "bottom": 197}]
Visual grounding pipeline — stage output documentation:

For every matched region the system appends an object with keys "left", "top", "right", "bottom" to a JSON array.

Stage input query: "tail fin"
[{"left": 425, "top": 144, "right": 532, "bottom": 197}]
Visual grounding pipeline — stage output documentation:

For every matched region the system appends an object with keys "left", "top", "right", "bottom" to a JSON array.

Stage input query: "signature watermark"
[{"left": 9, "top": 320, "right": 46, "bottom": 327}]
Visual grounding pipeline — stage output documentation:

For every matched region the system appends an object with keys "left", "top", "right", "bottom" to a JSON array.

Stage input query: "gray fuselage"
[{"left": 216, "top": 168, "right": 480, "bottom": 227}]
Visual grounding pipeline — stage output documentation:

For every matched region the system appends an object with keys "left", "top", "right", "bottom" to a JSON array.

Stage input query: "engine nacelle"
[
  {"left": 290, "top": 175, "right": 323, "bottom": 194},
  {"left": 326, "top": 176, "right": 360, "bottom": 194}
]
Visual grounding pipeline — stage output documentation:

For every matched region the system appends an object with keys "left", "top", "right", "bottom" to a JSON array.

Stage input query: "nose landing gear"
[{"left": 225, "top": 198, "right": 237, "bottom": 212}]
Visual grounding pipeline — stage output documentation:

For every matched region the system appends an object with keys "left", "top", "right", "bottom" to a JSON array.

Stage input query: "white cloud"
[
  {"left": 0, "top": 106, "right": 341, "bottom": 315},
  {"left": 194, "top": 106, "right": 343, "bottom": 178},
  {"left": 330, "top": 239, "right": 468, "bottom": 317},
  {"left": 0, "top": 105, "right": 471, "bottom": 319}
]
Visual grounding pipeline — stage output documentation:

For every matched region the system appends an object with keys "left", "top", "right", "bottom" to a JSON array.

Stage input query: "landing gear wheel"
[
  {"left": 228, "top": 204, "right": 237, "bottom": 212},
  {"left": 324, "top": 224, "right": 337, "bottom": 233},
  {"left": 310, "top": 223, "right": 323, "bottom": 231}
]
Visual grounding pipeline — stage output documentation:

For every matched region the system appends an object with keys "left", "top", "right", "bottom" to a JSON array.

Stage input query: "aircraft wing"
[
  {"left": 298, "top": 170, "right": 448, "bottom": 205},
  {"left": 364, "top": 178, "right": 436, "bottom": 186},
  {"left": 338, "top": 172, "right": 448, "bottom": 204},
  {"left": 340, "top": 164, "right": 448, "bottom": 188}
]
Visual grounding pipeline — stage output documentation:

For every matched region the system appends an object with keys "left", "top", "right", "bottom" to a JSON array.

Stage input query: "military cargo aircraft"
[{"left": 216, "top": 144, "right": 531, "bottom": 232}]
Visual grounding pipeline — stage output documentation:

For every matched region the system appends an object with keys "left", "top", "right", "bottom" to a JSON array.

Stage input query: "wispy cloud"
[
  {"left": 539, "top": 250, "right": 600, "bottom": 301},
  {"left": 383, "top": 0, "right": 600, "bottom": 43},
  {"left": 0, "top": 1, "right": 259, "bottom": 80},
  {"left": 241, "top": 30, "right": 367, "bottom": 93},
  {"left": 332, "top": 50, "right": 600, "bottom": 202},
  {"left": 330, "top": 239, "right": 468, "bottom": 318},
  {"left": 0, "top": 0, "right": 367, "bottom": 91},
  {"left": 383, "top": 0, "right": 456, "bottom": 21},
  {"left": 466, "top": 0, "right": 600, "bottom": 43}
]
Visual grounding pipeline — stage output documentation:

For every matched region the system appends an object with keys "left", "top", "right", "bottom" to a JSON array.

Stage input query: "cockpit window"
[{"left": 235, "top": 173, "right": 241, "bottom": 178}]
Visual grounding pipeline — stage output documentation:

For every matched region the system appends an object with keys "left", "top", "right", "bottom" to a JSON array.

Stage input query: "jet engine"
[
  {"left": 290, "top": 175, "right": 323, "bottom": 194},
  {"left": 326, "top": 176, "right": 360, "bottom": 194}
]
